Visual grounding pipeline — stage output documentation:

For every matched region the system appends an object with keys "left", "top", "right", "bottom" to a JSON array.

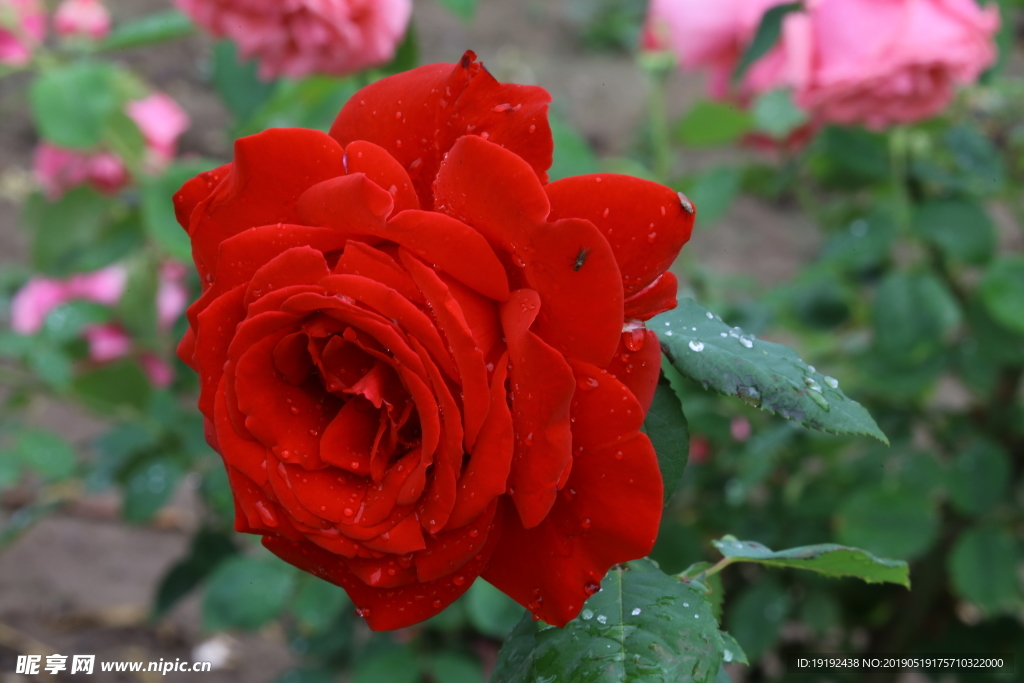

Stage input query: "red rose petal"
[
  {"left": 344, "top": 140, "right": 420, "bottom": 214},
  {"left": 447, "top": 351, "right": 512, "bottom": 531},
  {"left": 194, "top": 286, "right": 246, "bottom": 419},
  {"left": 334, "top": 241, "right": 424, "bottom": 305},
  {"left": 329, "top": 52, "right": 552, "bottom": 207},
  {"left": 244, "top": 246, "right": 331, "bottom": 309},
  {"left": 623, "top": 271, "right": 679, "bottom": 320},
  {"left": 482, "top": 362, "right": 662, "bottom": 625},
  {"left": 435, "top": 136, "right": 623, "bottom": 366},
  {"left": 545, "top": 173, "right": 694, "bottom": 297},
  {"left": 214, "top": 377, "right": 269, "bottom": 487},
  {"left": 500, "top": 289, "right": 575, "bottom": 529},
  {"left": 359, "top": 512, "right": 427, "bottom": 554},
  {"left": 605, "top": 329, "right": 662, "bottom": 415},
  {"left": 319, "top": 396, "right": 379, "bottom": 475},
  {"left": 173, "top": 163, "right": 231, "bottom": 233},
  {"left": 263, "top": 502, "right": 503, "bottom": 631},
  {"left": 296, "top": 172, "right": 394, "bottom": 232},
  {"left": 188, "top": 129, "right": 346, "bottom": 282},
  {"left": 272, "top": 332, "right": 314, "bottom": 386},
  {"left": 416, "top": 499, "right": 497, "bottom": 582}
]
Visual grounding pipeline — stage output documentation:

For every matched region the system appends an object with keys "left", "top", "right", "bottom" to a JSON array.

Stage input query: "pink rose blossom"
[
  {"left": 54, "top": 0, "right": 111, "bottom": 41},
  {"left": 788, "top": 0, "right": 1000, "bottom": 129},
  {"left": 33, "top": 92, "right": 188, "bottom": 198},
  {"left": 83, "top": 323, "right": 132, "bottom": 361},
  {"left": 125, "top": 93, "right": 190, "bottom": 171},
  {"left": 644, "top": 0, "right": 791, "bottom": 98},
  {"left": 0, "top": 0, "right": 45, "bottom": 66},
  {"left": 174, "top": 0, "right": 413, "bottom": 80},
  {"left": 10, "top": 265, "right": 127, "bottom": 334},
  {"left": 139, "top": 353, "right": 174, "bottom": 387},
  {"left": 156, "top": 261, "right": 189, "bottom": 330}
]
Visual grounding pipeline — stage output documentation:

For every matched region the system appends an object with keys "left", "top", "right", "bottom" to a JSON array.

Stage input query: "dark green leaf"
[
  {"left": 835, "top": 486, "right": 939, "bottom": 560},
  {"left": 428, "top": 653, "right": 483, "bottom": 683},
  {"left": 26, "top": 345, "right": 74, "bottom": 390},
  {"left": 42, "top": 301, "right": 111, "bottom": 344},
  {"left": 155, "top": 528, "right": 238, "bottom": 617},
  {"left": 72, "top": 360, "right": 152, "bottom": 414},
  {"left": 292, "top": 575, "right": 350, "bottom": 631},
  {"left": 913, "top": 199, "right": 995, "bottom": 265},
  {"left": 872, "top": 271, "right": 960, "bottom": 362},
  {"left": 352, "top": 648, "right": 420, "bottom": 683},
  {"left": 732, "top": 3, "right": 802, "bottom": 84},
  {"left": 549, "top": 111, "right": 600, "bottom": 181},
  {"left": 434, "top": 0, "right": 479, "bottom": 21},
  {"left": 947, "top": 439, "right": 1010, "bottom": 517},
  {"left": 121, "top": 456, "right": 184, "bottom": 522},
  {"left": 675, "top": 101, "right": 753, "bottom": 148},
  {"left": 656, "top": 299, "right": 887, "bottom": 443},
  {"left": 202, "top": 556, "right": 296, "bottom": 631},
  {"left": 237, "top": 76, "right": 359, "bottom": 135},
  {"left": 948, "top": 525, "right": 1021, "bottom": 615},
  {"left": 200, "top": 465, "right": 235, "bottom": 520},
  {"left": 100, "top": 10, "right": 195, "bottom": 51},
  {"left": 492, "top": 560, "right": 726, "bottom": 683},
  {"left": 643, "top": 369, "right": 689, "bottom": 506},
  {"left": 979, "top": 256, "right": 1024, "bottom": 335},
  {"left": 465, "top": 579, "right": 525, "bottom": 639},
  {"left": 678, "top": 561, "right": 725, "bottom": 622},
  {"left": 30, "top": 62, "right": 123, "bottom": 148},
  {"left": 712, "top": 535, "right": 910, "bottom": 587},
  {"left": 212, "top": 41, "right": 276, "bottom": 122},
  {"left": 726, "top": 579, "right": 790, "bottom": 662},
  {"left": 14, "top": 430, "right": 77, "bottom": 480},
  {"left": 812, "top": 126, "right": 890, "bottom": 183}
]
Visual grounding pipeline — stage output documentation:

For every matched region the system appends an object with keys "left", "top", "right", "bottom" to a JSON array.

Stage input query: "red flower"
[{"left": 174, "top": 52, "right": 694, "bottom": 630}]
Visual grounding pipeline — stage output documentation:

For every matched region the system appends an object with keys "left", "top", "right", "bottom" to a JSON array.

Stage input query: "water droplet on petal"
[
  {"left": 579, "top": 376, "right": 599, "bottom": 391},
  {"left": 584, "top": 581, "right": 600, "bottom": 596}
]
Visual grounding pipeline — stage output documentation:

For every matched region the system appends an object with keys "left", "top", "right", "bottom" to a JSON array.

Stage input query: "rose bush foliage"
[{"left": 173, "top": 53, "right": 694, "bottom": 630}]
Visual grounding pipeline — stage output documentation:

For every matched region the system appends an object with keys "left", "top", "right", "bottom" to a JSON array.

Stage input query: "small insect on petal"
[
  {"left": 677, "top": 192, "right": 695, "bottom": 216},
  {"left": 573, "top": 247, "right": 590, "bottom": 272}
]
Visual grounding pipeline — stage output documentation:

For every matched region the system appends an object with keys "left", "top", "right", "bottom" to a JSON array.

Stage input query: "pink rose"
[
  {"left": 0, "top": 0, "right": 46, "bottom": 66},
  {"left": 10, "top": 265, "right": 127, "bottom": 334},
  {"left": 33, "top": 92, "right": 189, "bottom": 198},
  {"left": 644, "top": 0, "right": 790, "bottom": 97},
  {"left": 126, "top": 93, "right": 190, "bottom": 171},
  {"left": 155, "top": 261, "right": 188, "bottom": 331},
  {"left": 788, "top": 0, "right": 1000, "bottom": 129},
  {"left": 174, "top": 0, "right": 413, "bottom": 80},
  {"left": 54, "top": 0, "right": 111, "bottom": 41},
  {"left": 83, "top": 326, "right": 176, "bottom": 387}
]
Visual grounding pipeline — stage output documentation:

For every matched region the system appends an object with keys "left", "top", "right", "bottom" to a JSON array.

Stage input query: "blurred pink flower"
[
  {"left": 54, "top": 0, "right": 111, "bottom": 41},
  {"left": 11, "top": 265, "right": 127, "bottom": 334},
  {"left": 644, "top": 0, "right": 791, "bottom": 98},
  {"left": 83, "top": 323, "right": 132, "bottom": 361},
  {"left": 33, "top": 92, "right": 189, "bottom": 198},
  {"left": 33, "top": 144, "right": 128, "bottom": 199},
  {"left": 156, "top": 261, "right": 189, "bottom": 330},
  {"left": 730, "top": 416, "right": 752, "bottom": 442},
  {"left": 126, "top": 93, "right": 190, "bottom": 171},
  {"left": 139, "top": 353, "right": 174, "bottom": 387},
  {"left": 174, "top": 0, "right": 413, "bottom": 80},
  {"left": 788, "top": 0, "right": 1000, "bottom": 129},
  {"left": 0, "top": 0, "right": 46, "bottom": 66}
]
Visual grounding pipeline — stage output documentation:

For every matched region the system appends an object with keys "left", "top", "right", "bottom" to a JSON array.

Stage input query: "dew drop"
[
  {"left": 581, "top": 609, "right": 594, "bottom": 620},
  {"left": 453, "top": 575, "right": 465, "bottom": 586},
  {"left": 824, "top": 375, "right": 839, "bottom": 389},
  {"left": 688, "top": 340, "right": 705, "bottom": 352},
  {"left": 580, "top": 376, "right": 599, "bottom": 391},
  {"left": 631, "top": 608, "right": 642, "bottom": 616},
  {"left": 583, "top": 581, "right": 600, "bottom": 596}
]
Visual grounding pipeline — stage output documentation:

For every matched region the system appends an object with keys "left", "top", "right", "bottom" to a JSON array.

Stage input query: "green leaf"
[
  {"left": 72, "top": 360, "right": 152, "bottom": 414},
  {"left": 212, "top": 40, "right": 276, "bottom": 122},
  {"left": 434, "top": 0, "right": 479, "bottom": 21},
  {"left": 643, "top": 370, "right": 689, "bottom": 506},
  {"left": 428, "top": 653, "right": 483, "bottom": 683},
  {"left": 30, "top": 62, "right": 124, "bottom": 148},
  {"left": 947, "top": 439, "right": 1010, "bottom": 517},
  {"left": 352, "top": 648, "right": 420, "bottom": 683},
  {"left": 0, "top": 455, "right": 20, "bottom": 490},
  {"left": 102, "top": 110, "right": 146, "bottom": 171},
  {"left": 549, "top": 111, "right": 600, "bottom": 181},
  {"left": 100, "top": 10, "right": 194, "bottom": 51},
  {"left": 835, "top": 486, "right": 939, "bottom": 560},
  {"left": 979, "top": 256, "right": 1024, "bottom": 335},
  {"left": 121, "top": 456, "right": 183, "bottom": 523},
  {"left": 237, "top": 76, "right": 359, "bottom": 136},
  {"left": 465, "top": 579, "right": 525, "bottom": 639},
  {"left": 872, "top": 271, "right": 960, "bottom": 362},
  {"left": 27, "top": 345, "right": 74, "bottom": 390},
  {"left": 913, "top": 199, "right": 995, "bottom": 265},
  {"left": 712, "top": 535, "right": 910, "bottom": 587},
  {"left": 42, "top": 301, "right": 111, "bottom": 344},
  {"left": 291, "top": 575, "right": 350, "bottom": 631},
  {"left": 948, "top": 525, "right": 1022, "bottom": 616},
  {"left": 141, "top": 161, "right": 222, "bottom": 261},
  {"left": 202, "top": 556, "right": 296, "bottom": 631},
  {"left": 719, "top": 632, "right": 748, "bottom": 666},
  {"left": 725, "top": 579, "right": 789, "bottom": 662},
  {"left": 23, "top": 187, "right": 138, "bottom": 277},
  {"left": 155, "top": 528, "right": 238, "bottom": 617},
  {"left": 732, "top": 3, "right": 803, "bottom": 84},
  {"left": 492, "top": 560, "right": 726, "bottom": 683},
  {"left": 751, "top": 89, "right": 807, "bottom": 139},
  {"left": 678, "top": 561, "right": 725, "bottom": 622},
  {"left": 675, "top": 101, "right": 753, "bottom": 148},
  {"left": 677, "top": 166, "right": 742, "bottom": 228},
  {"left": 655, "top": 299, "right": 887, "bottom": 443},
  {"left": 200, "top": 465, "right": 236, "bottom": 521},
  {"left": 812, "top": 126, "right": 890, "bottom": 184},
  {"left": 14, "top": 430, "right": 77, "bottom": 480}
]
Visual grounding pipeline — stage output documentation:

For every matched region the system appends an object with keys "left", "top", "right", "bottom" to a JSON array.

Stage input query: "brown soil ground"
[{"left": 0, "top": 1, "right": 816, "bottom": 681}]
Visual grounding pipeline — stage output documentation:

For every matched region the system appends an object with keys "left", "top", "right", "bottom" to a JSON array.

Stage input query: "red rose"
[{"left": 175, "top": 52, "right": 694, "bottom": 630}]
